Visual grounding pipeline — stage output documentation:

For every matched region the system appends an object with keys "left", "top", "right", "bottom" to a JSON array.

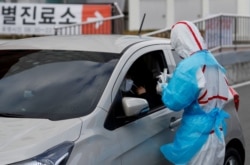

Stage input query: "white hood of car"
[{"left": 0, "top": 117, "right": 82, "bottom": 164}]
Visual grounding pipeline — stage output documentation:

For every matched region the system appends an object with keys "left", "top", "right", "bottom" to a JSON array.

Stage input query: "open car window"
[{"left": 105, "top": 50, "right": 168, "bottom": 130}]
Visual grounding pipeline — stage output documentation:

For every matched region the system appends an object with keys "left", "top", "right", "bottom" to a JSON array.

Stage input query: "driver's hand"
[{"left": 136, "top": 86, "right": 146, "bottom": 95}]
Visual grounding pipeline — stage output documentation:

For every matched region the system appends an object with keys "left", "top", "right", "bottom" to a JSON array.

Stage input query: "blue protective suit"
[
  {"left": 160, "top": 50, "right": 229, "bottom": 164},
  {"left": 160, "top": 21, "right": 230, "bottom": 165}
]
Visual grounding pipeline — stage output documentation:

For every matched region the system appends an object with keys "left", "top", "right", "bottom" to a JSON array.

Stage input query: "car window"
[
  {"left": 0, "top": 50, "right": 120, "bottom": 120},
  {"left": 105, "top": 50, "right": 168, "bottom": 130}
]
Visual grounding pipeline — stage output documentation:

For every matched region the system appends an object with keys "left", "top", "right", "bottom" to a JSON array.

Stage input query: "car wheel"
[{"left": 224, "top": 147, "right": 243, "bottom": 165}]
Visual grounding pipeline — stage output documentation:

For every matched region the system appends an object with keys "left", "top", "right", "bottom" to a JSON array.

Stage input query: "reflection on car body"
[
  {"left": 0, "top": 50, "right": 118, "bottom": 120},
  {"left": 0, "top": 35, "right": 245, "bottom": 165}
]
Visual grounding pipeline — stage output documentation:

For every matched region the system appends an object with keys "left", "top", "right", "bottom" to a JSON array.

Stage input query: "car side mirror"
[{"left": 122, "top": 97, "right": 149, "bottom": 117}]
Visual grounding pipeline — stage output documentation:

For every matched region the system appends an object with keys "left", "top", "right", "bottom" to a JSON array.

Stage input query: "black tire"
[{"left": 224, "top": 147, "right": 243, "bottom": 165}]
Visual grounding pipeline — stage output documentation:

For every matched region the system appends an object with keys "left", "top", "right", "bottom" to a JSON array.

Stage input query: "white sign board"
[{"left": 0, "top": 3, "right": 112, "bottom": 35}]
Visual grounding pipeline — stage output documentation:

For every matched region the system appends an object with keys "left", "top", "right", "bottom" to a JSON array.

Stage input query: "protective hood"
[{"left": 170, "top": 21, "right": 207, "bottom": 59}]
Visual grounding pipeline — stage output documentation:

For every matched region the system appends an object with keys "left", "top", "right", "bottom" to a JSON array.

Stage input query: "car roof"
[{"left": 0, "top": 35, "right": 171, "bottom": 54}]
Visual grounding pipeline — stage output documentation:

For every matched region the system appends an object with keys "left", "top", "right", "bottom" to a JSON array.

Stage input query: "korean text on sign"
[{"left": 0, "top": 3, "right": 111, "bottom": 35}]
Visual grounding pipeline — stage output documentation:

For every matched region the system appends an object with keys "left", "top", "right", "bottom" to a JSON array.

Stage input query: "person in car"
[
  {"left": 121, "top": 72, "right": 160, "bottom": 109},
  {"left": 121, "top": 59, "right": 162, "bottom": 109},
  {"left": 158, "top": 21, "right": 232, "bottom": 165}
]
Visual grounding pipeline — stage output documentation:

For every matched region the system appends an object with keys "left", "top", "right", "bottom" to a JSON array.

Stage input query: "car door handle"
[{"left": 169, "top": 117, "right": 182, "bottom": 129}]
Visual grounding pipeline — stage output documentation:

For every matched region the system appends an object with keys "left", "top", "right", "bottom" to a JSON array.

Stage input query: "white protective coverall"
[{"left": 160, "top": 21, "right": 233, "bottom": 165}]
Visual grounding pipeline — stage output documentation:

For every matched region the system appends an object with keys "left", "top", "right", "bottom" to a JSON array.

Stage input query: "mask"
[{"left": 120, "top": 78, "right": 134, "bottom": 92}]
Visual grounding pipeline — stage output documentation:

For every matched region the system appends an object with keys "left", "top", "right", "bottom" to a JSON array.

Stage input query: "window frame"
[{"left": 104, "top": 47, "right": 171, "bottom": 130}]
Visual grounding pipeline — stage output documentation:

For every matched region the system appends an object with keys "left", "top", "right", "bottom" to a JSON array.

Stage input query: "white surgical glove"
[
  {"left": 156, "top": 68, "right": 172, "bottom": 94},
  {"left": 156, "top": 81, "right": 165, "bottom": 94}
]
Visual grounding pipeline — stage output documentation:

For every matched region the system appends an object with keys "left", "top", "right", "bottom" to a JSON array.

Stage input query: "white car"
[{"left": 0, "top": 35, "right": 245, "bottom": 165}]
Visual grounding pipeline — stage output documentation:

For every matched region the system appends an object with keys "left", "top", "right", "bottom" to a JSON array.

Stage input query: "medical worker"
[{"left": 158, "top": 21, "right": 233, "bottom": 165}]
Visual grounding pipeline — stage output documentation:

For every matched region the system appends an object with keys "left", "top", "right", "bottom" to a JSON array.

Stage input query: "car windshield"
[{"left": 0, "top": 50, "right": 119, "bottom": 120}]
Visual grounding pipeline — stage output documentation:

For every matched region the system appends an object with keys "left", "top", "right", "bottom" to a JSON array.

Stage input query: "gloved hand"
[
  {"left": 156, "top": 68, "right": 172, "bottom": 94},
  {"left": 156, "top": 81, "right": 165, "bottom": 94}
]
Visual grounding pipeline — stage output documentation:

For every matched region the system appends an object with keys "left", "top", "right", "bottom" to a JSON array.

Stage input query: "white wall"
[
  {"left": 128, "top": 0, "right": 140, "bottom": 31},
  {"left": 175, "top": 0, "right": 202, "bottom": 22},
  {"left": 237, "top": 0, "right": 250, "bottom": 15},
  {"left": 140, "top": 0, "right": 166, "bottom": 30},
  {"left": 210, "top": 0, "right": 237, "bottom": 14},
  {"left": 128, "top": 0, "right": 250, "bottom": 31}
]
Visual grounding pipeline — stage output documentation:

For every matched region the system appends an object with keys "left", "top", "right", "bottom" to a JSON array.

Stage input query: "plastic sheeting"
[{"left": 160, "top": 50, "right": 230, "bottom": 164}]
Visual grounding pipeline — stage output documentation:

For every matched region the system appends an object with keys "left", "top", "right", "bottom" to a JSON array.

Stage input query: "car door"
[{"left": 104, "top": 45, "right": 183, "bottom": 165}]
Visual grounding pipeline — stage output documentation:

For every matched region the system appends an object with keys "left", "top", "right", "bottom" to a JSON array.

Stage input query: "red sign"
[{"left": 82, "top": 5, "right": 112, "bottom": 34}]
